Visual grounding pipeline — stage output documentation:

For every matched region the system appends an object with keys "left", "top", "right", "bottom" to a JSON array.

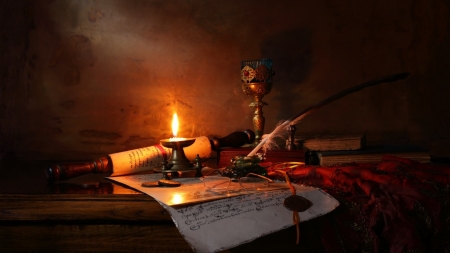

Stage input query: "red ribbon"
[{"left": 154, "top": 144, "right": 168, "bottom": 161}]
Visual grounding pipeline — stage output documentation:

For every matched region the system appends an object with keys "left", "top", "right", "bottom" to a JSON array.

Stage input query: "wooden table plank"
[
  {"left": 0, "top": 194, "right": 171, "bottom": 222},
  {"left": 0, "top": 224, "right": 193, "bottom": 252}
]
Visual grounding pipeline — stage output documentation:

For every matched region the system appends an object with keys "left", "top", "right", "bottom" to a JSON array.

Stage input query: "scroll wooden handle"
[
  {"left": 210, "top": 129, "right": 255, "bottom": 151},
  {"left": 45, "top": 157, "right": 111, "bottom": 182}
]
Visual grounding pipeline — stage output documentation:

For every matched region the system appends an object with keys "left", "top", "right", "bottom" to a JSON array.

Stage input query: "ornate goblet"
[{"left": 241, "top": 59, "right": 274, "bottom": 145}]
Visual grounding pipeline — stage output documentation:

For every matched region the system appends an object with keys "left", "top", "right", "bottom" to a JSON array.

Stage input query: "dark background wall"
[{"left": 1, "top": 0, "right": 449, "bottom": 160}]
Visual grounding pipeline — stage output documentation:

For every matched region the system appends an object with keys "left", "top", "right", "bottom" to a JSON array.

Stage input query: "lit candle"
[{"left": 170, "top": 113, "right": 187, "bottom": 141}]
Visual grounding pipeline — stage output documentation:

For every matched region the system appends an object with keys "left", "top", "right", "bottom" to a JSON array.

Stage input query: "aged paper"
[
  {"left": 108, "top": 136, "right": 211, "bottom": 176},
  {"left": 108, "top": 173, "right": 339, "bottom": 252},
  {"left": 108, "top": 173, "right": 289, "bottom": 206}
]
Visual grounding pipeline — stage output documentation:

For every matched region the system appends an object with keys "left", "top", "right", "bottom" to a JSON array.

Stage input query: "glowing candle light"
[
  {"left": 170, "top": 113, "right": 187, "bottom": 141},
  {"left": 172, "top": 113, "right": 179, "bottom": 137}
]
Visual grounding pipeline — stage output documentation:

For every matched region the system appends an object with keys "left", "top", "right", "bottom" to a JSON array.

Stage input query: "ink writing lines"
[
  {"left": 124, "top": 173, "right": 161, "bottom": 183},
  {"left": 176, "top": 191, "right": 291, "bottom": 231},
  {"left": 127, "top": 147, "right": 163, "bottom": 169}
]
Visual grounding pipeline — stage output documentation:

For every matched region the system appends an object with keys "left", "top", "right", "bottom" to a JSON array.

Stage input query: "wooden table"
[{"left": 0, "top": 160, "right": 324, "bottom": 252}]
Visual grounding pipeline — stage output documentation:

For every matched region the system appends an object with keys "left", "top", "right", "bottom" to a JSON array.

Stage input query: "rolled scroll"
[{"left": 46, "top": 130, "right": 255, "bottom": 182}]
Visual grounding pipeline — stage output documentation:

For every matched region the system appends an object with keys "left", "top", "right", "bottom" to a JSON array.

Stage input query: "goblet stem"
[{"left": 250, "top": 95, "right": 267, "bottom": 145}]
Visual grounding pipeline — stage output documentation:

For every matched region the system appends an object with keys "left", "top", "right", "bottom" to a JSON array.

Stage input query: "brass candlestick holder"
[
  {"left": 241, "top": 58, "right": 274, "bottom": 145},
  {"left": 159, "top": 138, "right": 196, "bottom": 175}
]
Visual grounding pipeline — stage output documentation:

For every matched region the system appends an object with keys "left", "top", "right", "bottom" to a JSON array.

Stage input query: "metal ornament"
[
  {"left": 141, "top": 181, "right": 160, "bottom": 187},
  {"left": 160, "top": 138, "right": 196, "bottom": 172},
  {"left": 158, "top": 179, "right": 181, "bottom": 187},
  {"left": 222, "top": 155, "right": 267, "bottom": 179},
  {"left": 141, "top": 180, "right": 181, "bottom": 188},
  {"left": 241, "top": 58, "right": 274, "bottom": 145}
]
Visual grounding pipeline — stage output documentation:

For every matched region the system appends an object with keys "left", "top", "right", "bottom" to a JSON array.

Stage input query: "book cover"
[
  {"left": 306, "top": 145, "right": 429, "bottom": 165},
  {"left": 292, "top": 133, "right": 366, "bottom": 151}
]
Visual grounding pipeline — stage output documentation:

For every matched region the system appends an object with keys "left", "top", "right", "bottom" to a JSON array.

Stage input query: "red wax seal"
[{"left": 283, "top": 195, "right": 312, "bottom": 212}]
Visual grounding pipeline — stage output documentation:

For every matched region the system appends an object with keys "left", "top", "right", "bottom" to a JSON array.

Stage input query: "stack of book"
[{"left": 291, "top": 133, "right": 430, "bottom": 165}]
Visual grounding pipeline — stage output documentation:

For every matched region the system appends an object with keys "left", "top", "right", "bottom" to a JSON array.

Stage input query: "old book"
[
  {"left": 306, "top": 146, "right": 430, "bottom": 165},
  {"left": 292, "top": 133, "right": 366, "bottom": 151}
]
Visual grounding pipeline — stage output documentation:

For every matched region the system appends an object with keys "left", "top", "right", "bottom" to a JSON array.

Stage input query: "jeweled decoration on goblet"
[{"left": 241, "top": 58, "right": 274, "bottom": 145}]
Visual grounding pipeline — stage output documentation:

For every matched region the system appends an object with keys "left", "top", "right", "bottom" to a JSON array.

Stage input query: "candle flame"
[{"left": 172, "top": 113, "right": 179, "bottom": 137}]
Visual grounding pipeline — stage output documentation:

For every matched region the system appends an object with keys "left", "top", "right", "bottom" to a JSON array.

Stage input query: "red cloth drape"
[{"left": 266, "top": 156, "right": 450, "bottom": 253}]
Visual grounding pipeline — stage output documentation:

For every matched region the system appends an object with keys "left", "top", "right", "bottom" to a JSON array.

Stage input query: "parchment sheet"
[{"left": 108, "top": 172, "right": 339, "bottom": 252}]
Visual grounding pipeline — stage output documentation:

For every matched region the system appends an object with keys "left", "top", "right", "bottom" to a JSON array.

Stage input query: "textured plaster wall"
[{"left": 1, "top": 0, "right": 450, "bottom": 160}]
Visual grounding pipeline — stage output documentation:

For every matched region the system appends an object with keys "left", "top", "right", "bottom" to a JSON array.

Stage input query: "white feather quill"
[{"left": 247, "top": 72, "right": 410, "bottom": 157}]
